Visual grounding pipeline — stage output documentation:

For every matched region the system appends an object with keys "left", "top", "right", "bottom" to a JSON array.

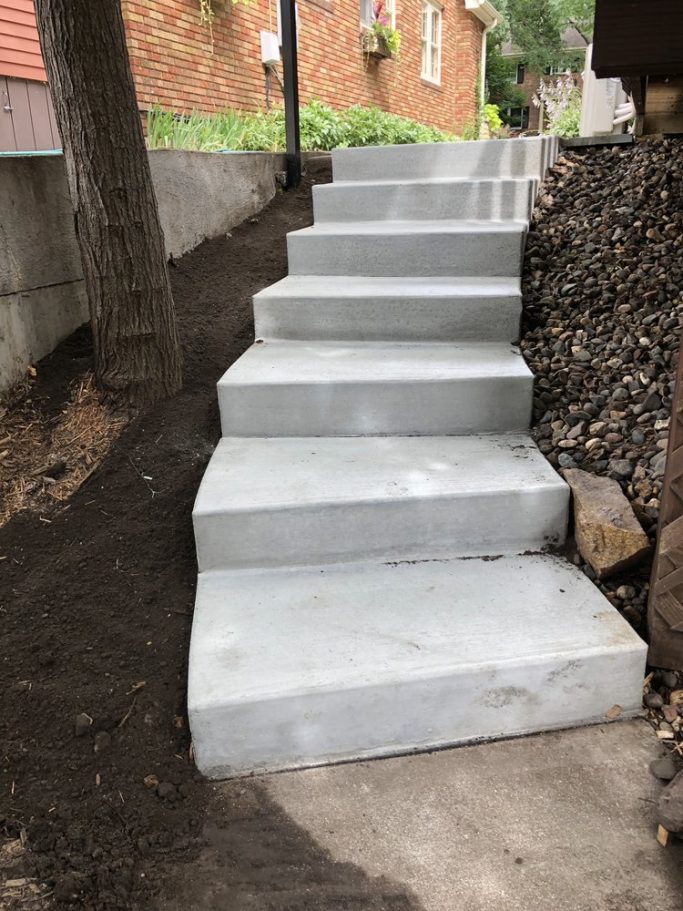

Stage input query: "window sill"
[{"left": 421, "top": 76, "right": 442, "bottom": 89}]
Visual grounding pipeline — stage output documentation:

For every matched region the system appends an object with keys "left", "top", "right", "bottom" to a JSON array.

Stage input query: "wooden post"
[
  {"left": 280, "top": 0, "right": 301, "bottom": 188},
  {"left": 648, "top": 336, "right": 683, "bottom": 669}
]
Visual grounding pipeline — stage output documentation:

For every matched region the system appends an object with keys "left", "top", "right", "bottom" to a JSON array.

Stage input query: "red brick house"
[
  {"left": 1, "top": 0, "right": 496, "bottom": 152},
  {"left": 501, "top": 26, "right": 587, "bottom": 133}
]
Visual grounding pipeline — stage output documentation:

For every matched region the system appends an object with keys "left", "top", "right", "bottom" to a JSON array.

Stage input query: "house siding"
[
  {"left": 0, "top": 0, "right": 46, "bottom": 81},
  {"left": 121, "top": 0, "right": 484, "bottom": 135}
]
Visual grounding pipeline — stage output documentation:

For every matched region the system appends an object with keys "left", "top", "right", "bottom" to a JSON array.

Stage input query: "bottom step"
[{"left": 188, "top": 555, "right": 646, "bottom": 779}]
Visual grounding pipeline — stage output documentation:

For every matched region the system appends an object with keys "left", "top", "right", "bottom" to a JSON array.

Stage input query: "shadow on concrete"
[{"left": 157, "top": 780, "right": 424, "bottom": 911}]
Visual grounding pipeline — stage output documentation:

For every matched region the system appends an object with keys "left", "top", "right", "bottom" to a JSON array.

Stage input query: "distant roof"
[{"left": 501, "top": 26, "right": 588, "bottom": 57}]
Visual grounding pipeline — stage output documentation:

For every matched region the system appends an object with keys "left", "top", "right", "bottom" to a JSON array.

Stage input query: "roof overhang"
[{"left": 464, "top": 0, "right": 500, "bottom": 28}]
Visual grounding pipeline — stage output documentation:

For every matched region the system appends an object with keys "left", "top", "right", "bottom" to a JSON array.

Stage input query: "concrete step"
[
  {"left": 331, "top": 137, "right": 552, "bottom": 183},
  {"left": 192, "top": 434, "right": 568, "bottom": 572},
  {"left": 217, "top": 340, "right": 532, "bottom": 436},
  {"left": 188, "top": 553, "right": 647, "bottom": 777},
  {"left": 287, "top": 220, "right": 526, "bottom": 277},
  {"left": 313, "top": 178, "right": 537, "bottom": 223},
  {"left": 254, "top": 276, "right": 522, "bottom": 343}
]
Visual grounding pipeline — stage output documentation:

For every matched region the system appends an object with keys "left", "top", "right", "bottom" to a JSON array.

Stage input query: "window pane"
[{"left": 361, "top": 0, "right": 373, "bottom": 26}]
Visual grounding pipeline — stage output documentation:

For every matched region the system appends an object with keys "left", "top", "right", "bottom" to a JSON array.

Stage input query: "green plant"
[
  {"left": 364, "top": 0, "right": 401, "bottom": 60},
  {"left": 535, "top": 74, "right": 582, "bottom": 137},
  {"left": 146, "top": 102, "right": 457, "bottom": 154},
  {"left": 483, "top": 103, "right": 503, "bottom": 134}
]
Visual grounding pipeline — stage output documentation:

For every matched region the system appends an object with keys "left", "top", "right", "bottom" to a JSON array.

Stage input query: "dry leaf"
[{"left": 606, "top": 704, "right": 622, "bottom": 720}]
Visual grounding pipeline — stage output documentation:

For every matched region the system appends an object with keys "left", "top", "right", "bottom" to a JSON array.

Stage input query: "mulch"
[{"left": 0, "top": 162, "right": 336, "bottom": 909}]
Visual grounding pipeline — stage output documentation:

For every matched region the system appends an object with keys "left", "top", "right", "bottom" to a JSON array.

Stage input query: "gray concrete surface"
[
  {"left": 189, "top": 557, "right": 645, "bottom": 779},
  {"left": 286, "top": 220, "right": 527, "bottom": 277},
  {"left": 313, "top": 177, "right": 537, "bottom": 223},
  {"left": 0, "top": 149, "right": 283, "bottom": 390},
  {"left": 217, "top": 340, "right": 533, "bottom": 435},
  {"left": 253, "top": 275, "right": 523, "bottom": 343},
  {"left": 150, "top": 150, "right": 282, "bottom": 259},
  {"left": 331, "top": 135, "right": 556, "bottom": 182},
  {"left": 192, "top": 434, "right": 568, "bottom": 571},
  {"left": 260, "top": 720, "right": 683, "bottom": 911}
]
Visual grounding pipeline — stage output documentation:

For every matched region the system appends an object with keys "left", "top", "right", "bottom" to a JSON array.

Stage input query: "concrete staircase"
[{"left": 189, "top": 137, "right": 647, "bottom": 779}]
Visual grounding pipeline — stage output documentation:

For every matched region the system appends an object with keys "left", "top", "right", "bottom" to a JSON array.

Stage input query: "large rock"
[
  {"left": 563, "top": 469, "right": 651, "bottom": 579},
  {"left": 658, "top": 770, "right": 683, "bottom": 832}
]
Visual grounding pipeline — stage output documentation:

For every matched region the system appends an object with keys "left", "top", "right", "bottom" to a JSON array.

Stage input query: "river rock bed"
[{"left": 521, "top": 139, "right": 683, "bottom": 635}]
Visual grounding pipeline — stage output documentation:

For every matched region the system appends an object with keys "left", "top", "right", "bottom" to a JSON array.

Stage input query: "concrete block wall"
[
  {"left": 0, "top": 149, "right": 283, "bottom": 391},
  {"left": 121, "top": 0, "right": 484, "bottom": 135}
]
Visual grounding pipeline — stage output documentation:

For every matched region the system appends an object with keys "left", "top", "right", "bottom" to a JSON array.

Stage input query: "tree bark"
[{"left": 34, "top": 0, "right": 182, "bottom": 405}]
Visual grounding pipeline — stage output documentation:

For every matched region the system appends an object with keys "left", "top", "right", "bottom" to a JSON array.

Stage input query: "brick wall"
[{"left": 121, "top": 0, "right": 484, "bottom": 135}]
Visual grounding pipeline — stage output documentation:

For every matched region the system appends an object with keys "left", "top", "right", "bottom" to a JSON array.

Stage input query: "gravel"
[{"left": 521, "top": 140, "right": 683, "bottom": 636}]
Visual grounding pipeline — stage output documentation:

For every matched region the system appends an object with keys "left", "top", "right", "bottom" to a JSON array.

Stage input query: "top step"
[{"left": 332, "top": 137, "right": 554, "bottom": 183}]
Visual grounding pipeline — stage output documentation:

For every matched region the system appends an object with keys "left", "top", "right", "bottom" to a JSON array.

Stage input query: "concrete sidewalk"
[
  {"left": 164, "top": 720, "right": 683, "bottom": 910},
  {"left": 263, "top": 720, "right": 682, "bottom": 911}
]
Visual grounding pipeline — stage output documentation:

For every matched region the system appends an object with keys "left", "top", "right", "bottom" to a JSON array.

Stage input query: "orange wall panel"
[{"left": 0, "top": 0, "right": 46, "bottom": 82}]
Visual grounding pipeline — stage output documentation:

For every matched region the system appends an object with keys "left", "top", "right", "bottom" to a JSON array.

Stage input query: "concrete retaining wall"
[{"left": 0, "top": 149, "right": 283, "bottom": 391}]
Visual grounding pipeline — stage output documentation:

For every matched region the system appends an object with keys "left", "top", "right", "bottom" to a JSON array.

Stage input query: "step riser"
[
  {"left": 191, "top": 643, "right": 643, "bottom": 779},
  {"left": 312, "top": 180, "right": 537, "bottom": 223},
  {"left": 287, "top": 230, "right": 525, "bottom": 277},
  {"left": 332, "top": 138, "right": 549, "bottom": 182},
  {"left": 218, "top": 373, "right": 532, "bottom": 437},
  {"left": 194, "top": 485, "right": 568, "bottom": 572},
  {"left": 254, "top": 293, "right": 522, "bottom": 342}
]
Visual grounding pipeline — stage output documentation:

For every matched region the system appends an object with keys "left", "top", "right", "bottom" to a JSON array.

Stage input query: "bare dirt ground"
[{"left": 1, "top": 162, "right": 411, "bottom": 911}]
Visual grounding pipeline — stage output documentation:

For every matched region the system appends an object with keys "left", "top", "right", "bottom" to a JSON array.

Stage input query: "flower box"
[{"left": 361, "top": 30, "right": 392, "bottom": 60}]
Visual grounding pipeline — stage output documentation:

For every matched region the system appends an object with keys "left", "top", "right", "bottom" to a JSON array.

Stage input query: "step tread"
[
  {"left": 191, "top": 555, "right": 645, "bottom": 707},
  {"left": 322, "top": 177, "right": 536, "bottom": 187},
  {"left": 255, "top": 275, "right": 522, "bottom": 299},
  {"left": 193, "top": 434, "right": 564, "bottom": 516},
  {"left": 290, "top": 219, "right": 527, "bottom": 236},
  {"left": 219, "top": 341, "right": 530, "bottom": 385}
]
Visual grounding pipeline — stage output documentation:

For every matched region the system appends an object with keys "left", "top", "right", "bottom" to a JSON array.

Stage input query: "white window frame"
[
  {"left": 421, "top": 0, "right": 441, "bottom": 84},
  {"left": 361, "top": 0, "right": 396, "bottom": 29},
  {"left": 384, "top": 0, "right": 396, "bottom": 29}
]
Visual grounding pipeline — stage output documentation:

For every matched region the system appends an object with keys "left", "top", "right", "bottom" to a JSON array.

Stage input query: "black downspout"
[{"left": 279, "top": 0, "right": 301, "bottom": 188}]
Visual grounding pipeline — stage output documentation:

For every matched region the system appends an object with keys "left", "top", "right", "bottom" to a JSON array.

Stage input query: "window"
[
  {"left": 384, "top": 0, "right": 396, "bottom": 28},
  {"left": 361, "top": 0, "right": 396, "bottom": 28},
  {"left": 503, "top": 106, "right": 529, "bottom": 131},
  {"left": 421, "top": 1, "right": 441, "bottom": 84},
  {"left": 513, "top": 63, "right": 525, "bottom": 84},
  {"left": 544, "top": 65, "right": 568, "bottom": 75}
]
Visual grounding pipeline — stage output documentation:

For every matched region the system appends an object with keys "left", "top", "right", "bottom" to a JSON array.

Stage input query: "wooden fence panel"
[{"left": 648, "top": 342, "right": 683, "bottom": 669}]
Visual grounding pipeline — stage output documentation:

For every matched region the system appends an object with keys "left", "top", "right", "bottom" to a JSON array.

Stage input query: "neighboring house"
[
  {"left": 501, "top": 26, "right": 587, "bottom": 132},
  {"left": 0, "top": 0, "right": 498, "bottom": 152},
  {"left": 0, "top": 0, "right": 59, "bottom": 152}
]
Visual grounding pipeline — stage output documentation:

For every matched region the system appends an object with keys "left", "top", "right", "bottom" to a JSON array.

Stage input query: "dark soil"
[{"left": 0, "top": 160, "right": 419, "bottom": 911}]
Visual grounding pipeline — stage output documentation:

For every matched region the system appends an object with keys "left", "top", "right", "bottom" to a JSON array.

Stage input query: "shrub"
[
  {"left": 146, "top": 102, "right": 456, "bottom": 152},
  {"left": 483, "top": 103, "right": 503, "bottom": 134},
  {"left": 534, "top": 74, "right": 582, "bottom": 139}
]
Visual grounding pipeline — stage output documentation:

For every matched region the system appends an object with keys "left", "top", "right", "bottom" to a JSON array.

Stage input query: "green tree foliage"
[
  {"left": 491, "top": 0, "right": 595, "bottom": 76},
  {"left": 507, "top": 0, "right": 564, "bottom": 73},
  {"left": 486, "top": 37, "right": 527, "bottom": 110}
]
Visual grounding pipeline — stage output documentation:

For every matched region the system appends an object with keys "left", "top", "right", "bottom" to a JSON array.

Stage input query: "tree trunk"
[
  {"left": 648, "top": 337, "right": 683, "bottom": 670},
  {"left": 34, "top": 0, "right": 182, "bottom": 405}
]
